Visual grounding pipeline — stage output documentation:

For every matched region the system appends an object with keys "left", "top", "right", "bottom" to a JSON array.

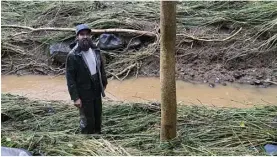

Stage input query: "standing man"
[{"left": 66, "top": 24, "right": 108, "bottom": 134}]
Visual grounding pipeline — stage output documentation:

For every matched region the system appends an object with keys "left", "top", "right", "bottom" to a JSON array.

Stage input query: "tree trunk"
[{"left": 160, "top": 1, "right": 177, "bottom": 141}]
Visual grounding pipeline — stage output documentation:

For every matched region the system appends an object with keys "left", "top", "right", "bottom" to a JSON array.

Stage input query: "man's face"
[
  {"left": 77, "top": 30, "right": 91, "bottom": 40},
  {"left": 77, "top": 30, "right": 92, "bottom": 51}
]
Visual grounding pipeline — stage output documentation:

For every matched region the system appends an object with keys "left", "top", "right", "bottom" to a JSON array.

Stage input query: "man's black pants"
[
  {"left": 79, "top": 98, "right": 102, "bottom": 134},
  {"left": 78, "top": 73, "right": 102, "bottom": 134}
]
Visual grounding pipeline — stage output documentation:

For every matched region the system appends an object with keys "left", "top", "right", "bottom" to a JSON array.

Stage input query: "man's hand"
[{"left": 74, "top": 99, "right": 82, "bottom": 108}]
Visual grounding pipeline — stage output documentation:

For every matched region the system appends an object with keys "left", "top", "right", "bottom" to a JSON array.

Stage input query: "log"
[{"left": 1, "top": 25, "right": 157, "bottom": 38}]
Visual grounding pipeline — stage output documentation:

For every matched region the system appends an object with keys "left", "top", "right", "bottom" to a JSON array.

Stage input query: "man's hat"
[{"left": 76, "top": 24, "right": 91, "bottom": 35}]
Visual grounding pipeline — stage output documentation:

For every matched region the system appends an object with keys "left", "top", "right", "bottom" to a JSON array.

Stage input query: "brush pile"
[
  {"left": 1, "top": 1, "right": 277, "bottom": 85},
  {"left": 2, "top": 93, "right": 277, "bottom": 155}
]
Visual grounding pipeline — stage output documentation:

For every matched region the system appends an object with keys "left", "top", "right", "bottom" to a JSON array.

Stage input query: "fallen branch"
[
  {"left": 4, "top": 63, "right": 34, "bottom": 75},
  {"left": 115, "top": 63, "right": 137, "bottom": 77},
  {"left": 2, "top": 43, "right": 33, "bottom": 57},
  {"left": 263, "top": 79, "right": 277, "bottom": 85},
  {"left": 106, "top": 71, "right": 121, "bottom": 81},
  {"left": 120, "top": 66, "right": 132, "bottom": 81},
  {"left": 1, "top": 25, "right": 75, "bottom": 32},
  {"left": 177, "top": 27, "right": 242, "bottom": 42},
  {"left": 1, "top": 25, "right": 157, "bottom": 38}
]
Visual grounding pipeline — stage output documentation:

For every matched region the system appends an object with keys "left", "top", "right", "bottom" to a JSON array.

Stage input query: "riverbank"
[{"left": 1, "top": 93, "right": 277, "bottom": 156}]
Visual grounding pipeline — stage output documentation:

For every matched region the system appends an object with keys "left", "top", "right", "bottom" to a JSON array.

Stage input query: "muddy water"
[{"left": 1, "top": 75, "right": 277, "bottom": 108}]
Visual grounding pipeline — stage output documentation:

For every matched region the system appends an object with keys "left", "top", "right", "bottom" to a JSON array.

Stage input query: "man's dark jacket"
[{"left": 66, "top": 43, "right": 108, "bottom": 102}]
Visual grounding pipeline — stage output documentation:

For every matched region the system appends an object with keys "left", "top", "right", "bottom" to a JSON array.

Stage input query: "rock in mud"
[
  {"left": 222, "top": 82, "right": 227, "bottom": 86},
  {"left": 97, "top": 34, "right": 142, "bottom": 50},
  {"left": 97, "top": 34, "right": 124, "bottom": 50},
  {"left": 50, "top": 42, "right": 72, "bottom": 64}
]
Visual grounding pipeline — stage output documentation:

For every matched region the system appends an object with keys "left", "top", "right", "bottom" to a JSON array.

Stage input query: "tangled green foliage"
[{"left": 2, "top": 93, "right": 277, "bottom": 156}]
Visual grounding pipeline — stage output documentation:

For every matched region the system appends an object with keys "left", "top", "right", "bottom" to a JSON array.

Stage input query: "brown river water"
[{"left": 1, "top": 75, "right": 277, "bottom": 108}]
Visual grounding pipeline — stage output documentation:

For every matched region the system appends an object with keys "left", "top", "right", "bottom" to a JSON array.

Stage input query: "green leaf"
[
  {"left": 6, "top": 137, "right": 11, "bottom": 142},
  {"left": 240, "top": 121, "right": 245, "bottom": 127}
]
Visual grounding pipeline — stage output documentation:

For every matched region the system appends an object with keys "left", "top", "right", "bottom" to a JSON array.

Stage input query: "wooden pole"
[{"left": 160, "top": 1, "right": 177, "bottom": 141}]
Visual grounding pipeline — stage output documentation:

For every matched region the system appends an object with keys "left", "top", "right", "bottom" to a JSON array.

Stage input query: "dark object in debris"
[
  {"left": 97, "top": 34, "right": 124, "bottom": 50},
  {"left": 47, "top": 107, "right": 55, "bottom": 114},
  {"left": 49, "top": 42, "right": 72, "bottom": 64},
  {"left": 151, "top": 102, "right": 161, "bottom": 107},
  {"left": 257, "top": 75, "right": 264, "bottom": 79},
  {"left": 271, "top": 116, "right": 277, "bottom": 128},
  {"left": 254, "top": 80, "right": 262, "bottom": 85},
  {"left": 233, "top": 72, "right": 244, "bottom": 79},
  {"left": 1, "top": 113, "right": 11, "bottom": 122},
  {"left": 209, "top": 83, "right": 215, "bottom": 88},
  {"left": 203, "top": 80, "right": 208, "bottom": 83},
  {"left": 127, "top": 38, "right": 142, "bottom": 49},
  {"left": 44, "top": 106, "right": 55, "bottom": 114},
  {"left": 214, "top": 78, "right": 220, "bottom": 83},
  {"left": 264, "top": 144, "right": 277, "bottom": 156},
  {"left": 259, "top": 85, "right": 267, "bottom": 88},
  {"left": 273, "top": 115, "right": 277, "bottom": 122},
  {"left": 263, "top": 82, "right": 271, "bottom": 88},
  {"left": 222, "top": 82, "right": 227, "bottom": 86},
  {"left": 248, "top": 146, "right": 258, "bottom": 152},
  {"left": 1, "top": 146, "right": 32, "bottom": 156},
  {"left": 228, "top": 78, "right": 234, "bottom": 83},
  {"left": 97, "top": 34, "right": 142, "bottom": 50},
  {"left": 32, "top": 149, "right": 45, "bottom": 156},
  {"left": 132, "top": 102, "right": 160, "bottom": 112}
]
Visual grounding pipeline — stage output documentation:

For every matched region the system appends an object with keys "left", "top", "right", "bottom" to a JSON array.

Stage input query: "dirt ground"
[{"left": 140, "top": 44, "right": 277, "bottom": 88}]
